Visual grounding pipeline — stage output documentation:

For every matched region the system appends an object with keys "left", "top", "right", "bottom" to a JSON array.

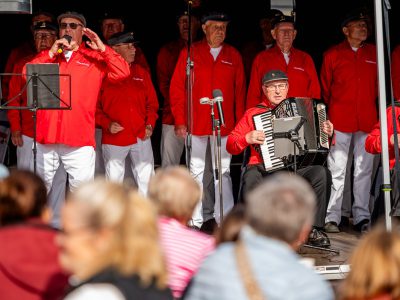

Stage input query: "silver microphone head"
[{"left": 212, "top": 89, "right": 223, "bottom": 102}]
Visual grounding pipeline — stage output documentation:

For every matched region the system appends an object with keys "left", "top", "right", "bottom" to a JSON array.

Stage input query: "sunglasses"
[{"left": 60, "top": 22, "right": 83, "bottom": 30}]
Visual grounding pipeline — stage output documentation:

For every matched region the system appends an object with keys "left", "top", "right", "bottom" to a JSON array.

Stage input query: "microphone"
[
  {"left": 212, "top": 89, "right": 225, "bottom": 127},
  {"left": 57, "top": 35, "right": 72, "bottom": 54}
]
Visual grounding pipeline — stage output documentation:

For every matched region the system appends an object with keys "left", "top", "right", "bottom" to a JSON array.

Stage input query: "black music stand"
[
  {"left": 273, "top": 116, "right": 339, "bottom": 254},
  {"left": 0, "top": 64, "right": 71, "bottom": 174}
]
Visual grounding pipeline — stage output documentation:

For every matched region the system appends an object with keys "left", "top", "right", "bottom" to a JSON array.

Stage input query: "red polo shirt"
[
  {"left": 96, "top": 63, "right": 158, "bottom": 146},
  {"left": 24, "top": 44, "right": 130, "bottom": 147},
  {"left": 170, "top": 39, "right": 246, "bottom": 136},
  {"left": 246, "top": 45, "right": 320, "bottom": 109},
  {"left": 320, "top": 40, "right": 378, "bottom": 133}
]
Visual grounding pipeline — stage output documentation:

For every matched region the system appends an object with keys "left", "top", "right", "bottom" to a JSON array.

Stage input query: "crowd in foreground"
[{"left": 0, "top": 167, "right": 400, "bottom": 300}]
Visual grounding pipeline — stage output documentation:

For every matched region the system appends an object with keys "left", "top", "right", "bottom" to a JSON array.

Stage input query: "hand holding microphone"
[{"left": 57, "top": 35, "right": 72, "bottom": 53}]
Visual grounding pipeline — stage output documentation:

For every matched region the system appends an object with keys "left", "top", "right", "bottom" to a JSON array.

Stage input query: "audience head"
[
  {"left": 215, "top": 204, "right": 246, "bottom": 245},
  {"left": 245, "top": 172, "right": 315, "bottom": 248},
  {"left": 57, "top": 179, "right": 167, "bottom": 288},
  {"left": 271, "top": 14, "right": 296, "bottom": 53},
  {"left": 201, "top": 11, "right": 230, "bottom": 48},
  {"left": 57, "top": 11, "right": 86, "bottom": 45},
  {"left": 0, "top": 169, "right": 47, "bottom": 226},
  {"left": 341, "top": 223, "right": 400, "bottom": 300},
  {"left": 100, "top": 12, "right": 125, "bottom": 41},
  {"left": 148, "top": 166, "right": 201, "bottom": 224}
]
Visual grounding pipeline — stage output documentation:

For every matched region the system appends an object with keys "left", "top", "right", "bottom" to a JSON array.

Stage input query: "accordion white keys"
[{"left": 252, "top": 97, "right": 330, "bottom": 172}]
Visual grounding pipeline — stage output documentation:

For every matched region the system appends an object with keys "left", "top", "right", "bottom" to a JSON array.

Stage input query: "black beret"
[
  {"left": 33, "top": 21, "right": 58, "bottom": 32},
  {"left": 108, "top": 31, "right": 136, "bottom": 46},
  {"left": 341, "top": 11, "right": 369, "bottom": 28},
  {"left": 201, "top": 11, "right": 230, "bottom": 24},
  {"left": 57, "top": 11, "right": 86, "bottom": 27},
  {"left": 262, "top": 70, "right": 288, "bottom": 84},
  {"left": 271, "top": 14, "right": 295, "bottom": 28}
]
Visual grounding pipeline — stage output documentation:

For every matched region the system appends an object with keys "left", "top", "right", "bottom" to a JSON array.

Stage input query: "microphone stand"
[
  {"left": 209, "top": 102, "right": 224, "bottom": 223},
  {"left": 185, "top": 0, "right": 194, "bottom": 171}
]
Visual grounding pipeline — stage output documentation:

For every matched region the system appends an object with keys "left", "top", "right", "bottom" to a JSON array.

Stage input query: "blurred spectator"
[
  {"left": 0, "top": 170, "right": 68, "bottom": 300},
  {"left": 341, "top": 223, "right": 400, "bottom": 300},
  {"left": 148, "top": 166, "right": 215, "bottom": 298},
  {"left": 183, "top": 172, "right": 334, "bottom": 300},
  {"left": 215, "top": 204, "right": 246, "bottom": 245},
  {"left": 58, "top": 179, "right": 172, "bottom": 299}
]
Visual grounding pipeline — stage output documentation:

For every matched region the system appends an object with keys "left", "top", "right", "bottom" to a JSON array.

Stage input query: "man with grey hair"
[{"left": 183, "top": 172, "right": 334, "bottom": 300}]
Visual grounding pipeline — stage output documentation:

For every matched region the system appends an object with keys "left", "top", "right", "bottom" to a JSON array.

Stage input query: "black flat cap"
[
  {"left": 341, "top": 11, "right": 369, "bottom": 28},
  {"left": 262, "top": 9, "right": 284, "bottom": 20},
  {"left": 100, "top": 12, "right": 125, "bottom": 23},
  {"left": 201, "top": 11, "right": 230, "bottom": 24},
  {"left": 271, "top": 14, "right": 295, "bottom": 28},
  {"left": 57, "top": 11, "right": 86, "bottom": 27},
  {"left": 108, "top": 31, "right": 136, "bottom": 46},
  {"left": 262, "top": 70, "right": 288, "bottom": 84},
  {"left": 33, "top": 21, "right": 58, "bottom": 32}
]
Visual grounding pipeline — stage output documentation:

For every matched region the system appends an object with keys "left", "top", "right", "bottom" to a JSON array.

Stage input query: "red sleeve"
[
  {"left": 100, "top": 46, "right": 130, "bottom": 82},
  {"left": 7, "top": 62, "right": 25, "bottom": 133},
  {"left": 95, "top": 90, "right": 112, "bottom": 131},
  {"left": 305, "top": 55, "right": 321, "bottom": 99},
  {"left": 143, "top": 70, "right": 159, "bottom": 127},
  {"left": 169, "top": 48, "right": 187, "bottom": 126},
  {"left": 365, "top": 122, "right": 382, "bottom": 154},
  {"left": 320, "top": 50, "right": 333, "bottom": 105},
  {"left": 226, "top": 110, "right": 254, "bottom": 155},
  {"left": 156, "top": 46, "right": 172, "bottom": 100},
  {"left": 392, "top": 46, "right": 400, "bottom": 101},
  {"left": 234, "top": 52, "right": 247, "bottom": 122},
  {"left": 246, "top": 53, "right": 263, "bottom": 109}
]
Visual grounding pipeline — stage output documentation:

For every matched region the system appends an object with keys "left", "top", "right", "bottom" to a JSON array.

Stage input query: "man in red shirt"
[
  {"left": 157, "top": 9, "right": 200, "bottom": 167},
  {"left": 170, "top": 11, "right": 246, "bottom": 228},
  {"left": 246, "top": 15, "right": 320, "bottom": 109},
  {"left": 26, "top": 11, "right": 130, "bottom": 194},
  {"left": 96, "top": 32, "right": 158, "bottom": 195},
  {"left": 321, "top": 11, "right": 377, "bottom": 233},
  {"left": 391, "top": 46, "right": 400, "bottom": 101},
  {"left": 227, "top": 70, "right": 334, "bottom": 247}
]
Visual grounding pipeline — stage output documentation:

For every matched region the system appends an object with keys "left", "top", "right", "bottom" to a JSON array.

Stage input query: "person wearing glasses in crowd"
[
  {"left": 246, "top": 15, "right": 320, "bottom": 109},
  {"left": 7, "top": 21, "right": 69, "bottom": 228},
  {"left": 96, "top": 32, "right": 158, "bottom": 195},
  {"left": 321, "top": 10, "right": 377, "bottom": 234},
  {"left": 169, "top": 11, "right": 246, "bottom": 229},
  {"left": 227, "top": 70, "right": 334, "bottom": 248},
  {"left": 24, "top": 11, "right": 130, "bottom": 213}
]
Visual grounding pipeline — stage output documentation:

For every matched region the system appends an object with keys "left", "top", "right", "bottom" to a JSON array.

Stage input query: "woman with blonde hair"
[
  {"left": 148, "top": 166, "right": 215, "bottom": 299},
  {"left": 341, "top": 224, "right": 400, "bottom": 300},
  {"left": 58, "top": 179, "right": 172, "bottom": 299}
]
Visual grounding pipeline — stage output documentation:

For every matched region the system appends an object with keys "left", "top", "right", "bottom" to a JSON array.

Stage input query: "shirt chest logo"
[
  {"left": 132, "top": 77, "right": 144, "bottom": 81},
  {"left": 293, "top": 67, "right": 305, "bottom": 71},
  {"left": 221, "top": 60, "right": 233, "bottom": 66},
  {"left": 76, "top": 61, "right": 90, "bottom": 67}
]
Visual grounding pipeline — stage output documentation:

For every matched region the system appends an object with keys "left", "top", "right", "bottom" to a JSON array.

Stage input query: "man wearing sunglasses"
[
  {"left": 227, "top": 70, "right": 334, "bottom": 248},
  {"left": 24, "top": 11, "right": 130, "bottom": 206}
]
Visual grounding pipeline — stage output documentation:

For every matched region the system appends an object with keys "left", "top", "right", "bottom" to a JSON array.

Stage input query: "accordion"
[{"left": 252, "top": 97, "right": 329, "bottom": 172}]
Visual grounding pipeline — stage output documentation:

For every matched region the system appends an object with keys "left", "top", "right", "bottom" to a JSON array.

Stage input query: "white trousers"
[
  {"left": 161, "top": 124, "right": 185, "bottom": 167},
  {"left": 190, "top": 135, "right": 234, "bottom": 227},
  {"left": 18, "top": 136, "right": 68, "bottom": 228},
  {"left": 326, "top": 131, "right": 374, "bottom": 225},
  {"left": 103, "top": 139, "right": 154, "bottom": 196},
  {"left": 37, "top": 143, "right": 95, "bottom": 193}
]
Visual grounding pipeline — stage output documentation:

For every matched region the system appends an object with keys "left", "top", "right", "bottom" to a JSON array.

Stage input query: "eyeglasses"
[
  {"left": 34, "top": 33, "right": 56, "bottom": 40},
  {"left": 113, "top": 43, "right": 135, "bottom": 48},
  {"left": 60, "top": 22, "right": 83, "bottom": 30},
  {"left": 265, "top": 83, "right": 288, "bottom": 91}
]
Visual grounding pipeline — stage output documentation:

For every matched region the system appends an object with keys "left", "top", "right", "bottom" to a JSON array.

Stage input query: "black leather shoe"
[
  {"left": 307, "top": 228, "right": 331, "bottom": 248},
  {"left": 354, "top": 219, "right": 370, "bottom": 233},
  {"left": 200, "top": 218, "right": 217, "bottom": 235}
]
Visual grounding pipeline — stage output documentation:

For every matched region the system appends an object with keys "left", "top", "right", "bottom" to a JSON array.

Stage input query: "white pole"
[{"left": 374, "top": 0, "right": 392, "bottom": 231}]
